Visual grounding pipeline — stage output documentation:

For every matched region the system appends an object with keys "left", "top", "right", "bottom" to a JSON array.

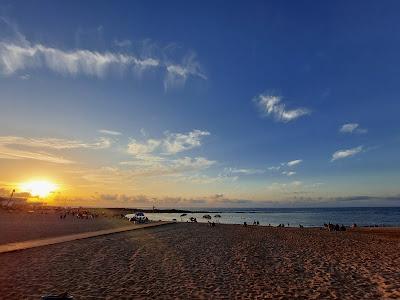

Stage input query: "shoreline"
[{"left": 1, "top": 208, "right": 400, "bottom": 245}]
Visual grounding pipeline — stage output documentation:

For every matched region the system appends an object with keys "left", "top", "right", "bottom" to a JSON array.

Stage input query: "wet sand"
[{"left": 0, "top": 223, "right": 399, "bottom": 299}]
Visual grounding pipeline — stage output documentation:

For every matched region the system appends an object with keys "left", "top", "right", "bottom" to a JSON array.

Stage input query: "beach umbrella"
[
  {"left": 180, "top": 213, "right": 187, "bottom": 221},
  {"left": 203, "top": 214, "right": 212, "bottom": 219}
]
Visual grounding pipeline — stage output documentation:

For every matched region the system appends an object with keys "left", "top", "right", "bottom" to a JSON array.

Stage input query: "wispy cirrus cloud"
[
  {"left": 331, "top": 145, "right": 363, "bottom": 161},
  {"left": 0, "top": 136, "right": 111, "bottom": 150},
  {"left": 268, "top": 159, "right": 303, "bottom": 171},
  {"left": 0, "top": 42, "right": 160, "bottom": 77},
  {"left": 164, "top": 52, "right": 207, "bottom": 90},
  {"left": 0, "top": 148, "right": 73, "bottom": 164},
  {"left": 219, "top": 167, "right": 264, "bottom": 180},
  {"left": 113, "top": 39, "right": 132, "bottom": 48},
  {"left": 0, "top": 135, "right": 111, "bottom": 164},
  {"left": 98, "top": 129, "right": 122, "bottom": 136},
  {"left": 0, "top": 20, "right": 206, "bottom": 90},
  {"left": 339, "top": 123, "right": 367, "bottom": 134},
  {"left": 254, "top": 94, "right": 311, "bottom": 122}
]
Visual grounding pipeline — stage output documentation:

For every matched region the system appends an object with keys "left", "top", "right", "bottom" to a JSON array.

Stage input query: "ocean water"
[{"left": 129, "top": 207, "right": 400, "bottom": 227}]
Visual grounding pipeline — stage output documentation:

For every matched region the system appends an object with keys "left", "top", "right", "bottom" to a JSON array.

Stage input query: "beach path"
[{"left": 0, "top": 221, "right": 173, "bottom": 254}]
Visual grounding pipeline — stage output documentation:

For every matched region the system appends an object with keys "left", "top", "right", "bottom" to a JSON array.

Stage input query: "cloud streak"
[
  {"left": 0, "top": 23, "right": 206, "bottom": 89},
  {"left": 287, "top": 159, "right": 302, "bottom": 167},
  {"left": 98, "top": 129, "right": 122, "bottom": 136},
  {"left": 164, "top": 52, "right": 207, "bottom": 90},
  {"left": 0, "top": 135, "right": 112, "bottom": 164},
  {"left": 282, "top": 171, "right": 296, "bottom": 176},
  {"left": 339, "top": 123, "right": 367, "bottom": 134},
  {"left": 255, "top": 94, "right": 311, "bottom": 122}
]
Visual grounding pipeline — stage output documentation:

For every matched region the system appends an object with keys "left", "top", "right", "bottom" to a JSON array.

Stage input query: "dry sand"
[
  {"left": 0, "top": 223, "right": 399, "bottom": 299},
  {"left": 0, "top": 210, "right": 131, "bottom": 244}
]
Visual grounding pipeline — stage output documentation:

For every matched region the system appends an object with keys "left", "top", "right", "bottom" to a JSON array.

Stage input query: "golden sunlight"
[{"left": 20, "top": 180, "right": 59, "bottom": 198}]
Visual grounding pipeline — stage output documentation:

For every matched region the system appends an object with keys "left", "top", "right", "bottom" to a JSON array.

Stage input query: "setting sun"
[{"left": 20, "top": 180, "right": 58, "bottom": 198}]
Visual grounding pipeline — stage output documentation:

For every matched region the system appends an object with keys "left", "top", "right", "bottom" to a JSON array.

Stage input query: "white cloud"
[
  {"left": 127, "top": 129, "right": 210, "bottom": 157},
  {"left": 255, "top": 94, "right": 311, "bottom": 122},
  {"left": 287, "top": 159, "right": 302, "bottom": 167},
  {"left": 331, "top": 146, "right": 363, "bottom": 161},
  {"left": 162, "top": 130, "right": 210, "bottom": 155},
  {"left": 122, "top": 130, "right": 214, "bottom": 180},
  {"left": 127, "top": 139, "right": 161, "bottom": 156},
  {"left": 98, "top": 129, "right": 122, "bottom": 136},
  {"left": 282, "top": 171, "right": 296, "bottom": 176},
  {"left": 339, "top": 123, "right": 367, "bottom": 134}
]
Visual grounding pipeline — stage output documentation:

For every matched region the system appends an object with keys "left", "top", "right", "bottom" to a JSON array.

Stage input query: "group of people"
[
  {"left": 243, "top": 220, "right": 260, "bottom": 227},
  {"left": 59, "top": 209, "right": 99, "bottom": 220},
  {"left": 324, "top": 223, "right": 347, "bottom": 231}
]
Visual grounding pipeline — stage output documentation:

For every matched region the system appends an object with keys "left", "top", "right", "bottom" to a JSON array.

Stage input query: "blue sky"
[{"left": 0, "top": 0, "right": 399, "bottom": 207}]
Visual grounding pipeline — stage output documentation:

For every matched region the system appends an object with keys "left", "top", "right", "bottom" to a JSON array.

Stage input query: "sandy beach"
[
  {"left": 0, "top": 209, "right": 131, "bottom": 245},
  {"left": 0, "top": 217, "right": 399, "bottom": 299}
]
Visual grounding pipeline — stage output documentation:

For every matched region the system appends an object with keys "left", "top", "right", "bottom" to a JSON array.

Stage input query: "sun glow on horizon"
[{"left": 20, "top": 180, "right": 59, "bottom": 198}]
